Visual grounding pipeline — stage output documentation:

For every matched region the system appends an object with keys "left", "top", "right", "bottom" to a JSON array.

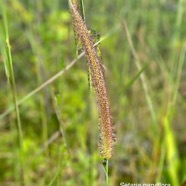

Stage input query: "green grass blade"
[{"left": 0, "top": 3, "right": 26, "bottom": 185}]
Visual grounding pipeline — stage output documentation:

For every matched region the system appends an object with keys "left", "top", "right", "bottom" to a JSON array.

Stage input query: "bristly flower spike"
[{"left": 68, "top": 0, "right": 116, "bottom": 159}]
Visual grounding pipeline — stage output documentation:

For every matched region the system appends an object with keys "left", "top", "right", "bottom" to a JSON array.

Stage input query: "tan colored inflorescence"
[{"left": 69, "top": 0, "right": 116, "bottom": 159}]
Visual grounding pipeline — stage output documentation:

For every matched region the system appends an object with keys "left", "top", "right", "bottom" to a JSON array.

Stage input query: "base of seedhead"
[{"left": 102, "top": 158, "right": 109, "bottom": 186}]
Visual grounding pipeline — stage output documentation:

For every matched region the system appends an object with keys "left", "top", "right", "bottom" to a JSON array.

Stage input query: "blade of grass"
[
  {"left": 27, "top": 28, "right": 49, "bottom": 156},
  {"left": 170, "top": 0, "right": 184, "bottom": 81},
  {"left": 0, "top": 4, "right": 26, "bottom": 185},
  {"left": 48, "top": 169, "right": 61, "bottom": 186},
  {"left": 121, "top": 20, "right": 157, "bottom": 125},
  {"left": 124, "top": 62, "right": 149, "bottom": 93},
  {"left": 163, "top": 44, "right": 185, "bottom": 186},
  {"left": 79, "top": 0, "right": 85, "bottom": 21}
]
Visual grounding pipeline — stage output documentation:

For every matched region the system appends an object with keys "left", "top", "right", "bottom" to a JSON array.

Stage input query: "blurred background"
[{"left": 0, "top": 0, "right": 186, "bottom": 185}]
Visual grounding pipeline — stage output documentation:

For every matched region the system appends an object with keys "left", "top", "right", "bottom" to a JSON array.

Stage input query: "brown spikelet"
[{"left": 69, "top": 0, "right": 116, "bottom": 159}]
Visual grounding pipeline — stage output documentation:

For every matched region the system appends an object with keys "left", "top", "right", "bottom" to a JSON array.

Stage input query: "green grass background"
[{"left": 0, "top": 0, "right": 186, "bottom": 185}]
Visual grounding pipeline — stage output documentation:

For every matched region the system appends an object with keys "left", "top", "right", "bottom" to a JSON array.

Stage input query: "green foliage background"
[{"left": 0, "top": 0, "right": 186, "bottom": 185}]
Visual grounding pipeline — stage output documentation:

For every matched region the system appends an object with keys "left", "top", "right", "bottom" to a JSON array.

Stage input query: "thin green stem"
[
  {"left": 2, "top": 4, "right": 23, "bottom": 144},
  {"left": 79, "top": 0, "right": 85, "bottom": 21},
  {"left": 48, "top": 169, "right": 61, "bottom": 186},
  {"left": 122, "top": 20, "right": 157, "bottom": 126},
  {"left": 102, "top": 159, "right": 109, "bottom": 186},
  {"left": 27, "top": 29, "right": 49, "bottom": 156},
  {"left": 1, "top": 5, "right": 26, "bottom": 185}
]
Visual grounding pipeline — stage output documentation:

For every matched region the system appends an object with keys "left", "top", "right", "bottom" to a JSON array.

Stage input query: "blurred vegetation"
[{"left": 0, "top": 0, "right": 186, "bottom": 186}]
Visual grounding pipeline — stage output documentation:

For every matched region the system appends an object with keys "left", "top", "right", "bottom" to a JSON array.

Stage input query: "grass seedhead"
[{"left": 69, "top": 0, "right": 116, "bottom": 159}]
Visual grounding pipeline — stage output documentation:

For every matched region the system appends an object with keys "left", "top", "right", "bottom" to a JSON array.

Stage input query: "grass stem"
[
  {"left": 103, "top": 159, "right": 109, "bottom": 186},
  {"left": 1, "top": 5, "right": 26, "bottom": 185}
]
